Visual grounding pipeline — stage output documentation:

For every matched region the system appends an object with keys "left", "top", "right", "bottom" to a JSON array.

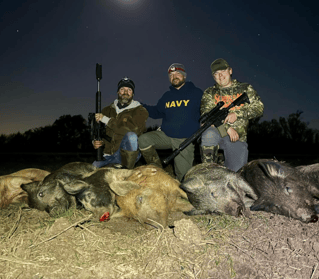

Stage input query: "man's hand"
[
  {"left": 227, "top": 127, "right": 239, "bottom": 142},
  {"left": 95, "top": 113, "right": 103, "bottom": 123},
  {"left": 93, "top": 140, "right": 104, "bottom": 149},
  {"left": 224, "top": 112, "right": 237, "bottom": 124}
]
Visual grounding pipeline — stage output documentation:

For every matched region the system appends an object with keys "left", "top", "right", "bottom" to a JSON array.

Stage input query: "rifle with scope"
[{"left": 163, "top": 92, "right": 250, "bottom": 164}]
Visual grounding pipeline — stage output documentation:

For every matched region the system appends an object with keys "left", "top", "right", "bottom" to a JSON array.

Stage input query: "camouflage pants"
[
  {"left": 201, "top": 127, "right": 248, "bottom": 172},
  {"left": 138, "top": 130, "right": 195, "bottom": 181}
]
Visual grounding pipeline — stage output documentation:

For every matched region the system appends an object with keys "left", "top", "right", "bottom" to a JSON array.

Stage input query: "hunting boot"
[
  {"left": 200, "top": 145, "right": 219, "bottom": 164},
  {"left": 140, "top": 145, "right": 162, "bottom": 168},
  {"left": 120, "top": 149, "right": 140, "bottom": 169}
]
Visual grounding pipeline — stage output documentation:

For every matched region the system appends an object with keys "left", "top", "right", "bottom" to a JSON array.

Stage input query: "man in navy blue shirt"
[{"left": 138, "top": 63, "right": 203, "bottom": 181}]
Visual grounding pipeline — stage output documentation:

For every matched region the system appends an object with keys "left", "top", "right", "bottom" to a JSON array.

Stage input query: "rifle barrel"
[{"left": 163, "top": 92, "right": 250, "bottom": 164}]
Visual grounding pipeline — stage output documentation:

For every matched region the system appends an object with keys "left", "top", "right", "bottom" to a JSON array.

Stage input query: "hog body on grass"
[
  {"left": 110, "top": 165, "right": 193, "bottom": 229},
  {"left": 180, "top": 163, "right": 257, "bottom": 218},
  {"left": 22, "top": 162, "right": 96, "bottom": 215},
  {"left": 0, "top": 168, "right": 50, "bottom": 208},
  {"left": 19, "top": 163, "right": 192, "bottom": 228},
  {"left": 62, "top": 167, "right": 145, "bottom": 220},
  {"left": 239, "top": 159, "right": 319, "bottom": 223}
]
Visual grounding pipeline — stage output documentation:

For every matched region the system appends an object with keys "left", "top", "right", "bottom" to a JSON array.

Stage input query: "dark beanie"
[{"left": 117, "top": 77, "right": 135, "bottom": 93}]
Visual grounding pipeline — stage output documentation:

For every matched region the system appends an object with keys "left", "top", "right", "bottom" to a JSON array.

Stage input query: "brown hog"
[
  {"left": 110, "top": 165, "right": 193, "bottom": 229},
  {"left": 0, "top": 168, "right": 50, "bottom": 208}
]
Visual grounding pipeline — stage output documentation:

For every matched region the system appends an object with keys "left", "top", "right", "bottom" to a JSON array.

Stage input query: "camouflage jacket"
[{"left": 201, "top": 79, "right": 264, "bottom": 142}]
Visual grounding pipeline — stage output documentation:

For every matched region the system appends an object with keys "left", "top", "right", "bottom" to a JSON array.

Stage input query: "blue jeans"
[
  {"left": 201, "top": 127, "right": 248, "bottom": 172},
  {"left": 93, "top": 132, "right": 141, "bottom": 168}
]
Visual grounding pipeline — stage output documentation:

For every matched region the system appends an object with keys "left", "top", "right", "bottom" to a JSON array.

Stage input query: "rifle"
[
  {"left": 88, "top": 63, "right": 111, "bottom": 161},
  {"left": 163, "top": 92, "right": 250, "bottom": 164}
]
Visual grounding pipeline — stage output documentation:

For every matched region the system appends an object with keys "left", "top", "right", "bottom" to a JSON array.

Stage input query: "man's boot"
[
  {"left": 120, "top": 149, "right": 140, "bottom": 169},
  {"left": 140, "top": 145, "right": 162, "bottom": 168},
  {"left": 200, "top": 145, "right": 219, "bottom": 164}
]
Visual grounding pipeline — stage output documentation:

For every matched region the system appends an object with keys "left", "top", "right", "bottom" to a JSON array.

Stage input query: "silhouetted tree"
[
  {"left": 0, "top": 134, "right": 7, "bottom": 152},
  {"left": 1, "top": 111, "right": 316, "bottom": 155},
  {"left": 6, "top": 132, "right": 25, "bottom": 152},
  {"left": 52, "top": 115, "right": 90, "bottom": 152},
  {"left": 22, "top": 125, "right": 58, "bottom": 152},
  {"left": 279, "top": 110, "right": 312, "bottom": 143}
]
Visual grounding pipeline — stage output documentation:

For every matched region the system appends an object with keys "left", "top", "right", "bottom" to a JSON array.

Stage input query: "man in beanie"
[
  {"left": 138, "top": 63, "right": 203, "bottom": 181},
  {"left": 93, "top": 77, "right": 148, "bottom": 169},
  {"left": 200, "top": 58, "right": 264, "bottom": 171}
]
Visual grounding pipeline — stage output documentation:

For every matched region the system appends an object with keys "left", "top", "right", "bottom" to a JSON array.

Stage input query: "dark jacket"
[
  {"left": 142, "top": 81, "right": 203, "bottom": 138},
  {"left": 101, "top": 100, "right": 148, "bottom": 154}
]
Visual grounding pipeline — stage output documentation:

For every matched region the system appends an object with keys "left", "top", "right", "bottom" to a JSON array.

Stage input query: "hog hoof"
[
  {"left": 143, "top": 167, "right": 157, "bottom": 176},
  {"left": 130, "top": 170, "right": 143, "bottom": 180}
]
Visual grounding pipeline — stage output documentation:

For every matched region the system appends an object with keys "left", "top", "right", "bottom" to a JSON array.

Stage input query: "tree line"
[{"left": 0, "top": 111, "right": 318, "bottom": 154}]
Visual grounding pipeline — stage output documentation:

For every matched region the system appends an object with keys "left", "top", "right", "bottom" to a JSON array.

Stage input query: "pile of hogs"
[{"left": 1, "top": 159, "right": 319, "bottom": 228}]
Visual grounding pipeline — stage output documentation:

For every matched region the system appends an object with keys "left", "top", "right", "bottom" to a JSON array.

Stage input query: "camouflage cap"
[{"left": 210, "top": 58, "right": 230, "bottom": 74}]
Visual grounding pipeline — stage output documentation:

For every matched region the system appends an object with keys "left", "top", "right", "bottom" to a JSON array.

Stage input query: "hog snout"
[
  {"left": 295, "top": 207, "right": 318, "bottom": 223},
  {"left": 309, "top": 215, "right": 318, "bottom": 223}
]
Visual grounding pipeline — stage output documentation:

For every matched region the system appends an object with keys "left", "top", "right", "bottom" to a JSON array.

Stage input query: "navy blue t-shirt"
[{"left": 142, "top": 81, "right": 203, "bottom": 138}]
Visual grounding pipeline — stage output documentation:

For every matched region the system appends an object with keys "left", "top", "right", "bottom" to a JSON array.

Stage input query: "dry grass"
[
  {"left": 1, "top": 156, "right": 319, "bottom": 278},
  {"left": 0, "top": 204, "right": 253, "bottom": 279}
]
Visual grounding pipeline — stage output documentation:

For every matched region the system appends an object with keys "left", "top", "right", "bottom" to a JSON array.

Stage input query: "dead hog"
[
  {"left": 62, "top": 167, "right": 140, "bottom": 220},
  {"left": 21, "top": 162, "right": 96, "bottom": 215},
  {"left": 0, "top": 168, "right": 50, "bottom": 208},
  {"left": 239, "top": 159, "right": 319, "bottom": 223},
  {"left": 110, "top": 165, "right": 192, "bottom": 229},
  {"left": 180, "top": 163, "right": 257, "bottom": 218},
  {"left": 8, "top": 168, "right": 50, "bottom": 181},
  {"left": 296, "top": 163, "right": 319, "bottom": 197}
]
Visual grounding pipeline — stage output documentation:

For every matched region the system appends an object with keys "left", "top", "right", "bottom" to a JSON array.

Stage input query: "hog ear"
[
  {"left": 109, "top": 181, "right": 140, "bottom": 196},
  {"left": 21, "top": 181, "right": 39, "bottom": 192},
  {"left": 9, "top": 177, "right": 33, "bottom": 188},
  {"left": 180, "top": 177, "right": 202, "bottom": 193},
  {"left": 63, "top": 180, "right": 88, "bottom": 195},
  {"left": 258, "top": 161, "right": 287, "bottom": 179}
]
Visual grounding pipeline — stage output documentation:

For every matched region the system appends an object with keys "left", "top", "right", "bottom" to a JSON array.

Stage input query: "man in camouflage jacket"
[{"left": 200, "top": 58, "right": 264, "bottom": 172}]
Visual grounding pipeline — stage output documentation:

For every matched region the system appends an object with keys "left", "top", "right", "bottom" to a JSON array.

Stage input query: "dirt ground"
[{"left": 1, "top": 154, "right": 319, "bottom": 279}]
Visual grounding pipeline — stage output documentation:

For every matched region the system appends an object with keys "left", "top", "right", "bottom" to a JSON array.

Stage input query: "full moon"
[{"left": 117, "top": 0, "right": 140, "bottom": 4}]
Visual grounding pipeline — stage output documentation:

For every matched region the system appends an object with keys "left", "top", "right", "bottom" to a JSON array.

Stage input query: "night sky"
[{"left": 1, "top": 0, "right": 319, "bottom": 136}]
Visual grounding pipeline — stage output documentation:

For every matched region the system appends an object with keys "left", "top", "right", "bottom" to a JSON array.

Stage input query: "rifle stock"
[{"left": 163, "top": 92, "right": 250, "bottom": 164}]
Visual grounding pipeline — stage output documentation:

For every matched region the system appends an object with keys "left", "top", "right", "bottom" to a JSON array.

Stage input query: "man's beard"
[
  {"left": 171, "top": 77, "right": 185, "bottom": 88},
  {"left": 118, "top": 94, "right": 133, "bottom": 105}
]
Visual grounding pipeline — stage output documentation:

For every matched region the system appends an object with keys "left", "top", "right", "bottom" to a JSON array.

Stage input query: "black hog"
[
  {"left": 21, "top": 162, "right": 96, "bottom": 215},
  {"left": 296, "top": 163, "right": 319, "bottom": 197},
  {"left": 180, "top": 163, "right": 257, "bottom": 217},
  {"left": 239, "top": 159, "right": 319, "bottom": 223}
]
